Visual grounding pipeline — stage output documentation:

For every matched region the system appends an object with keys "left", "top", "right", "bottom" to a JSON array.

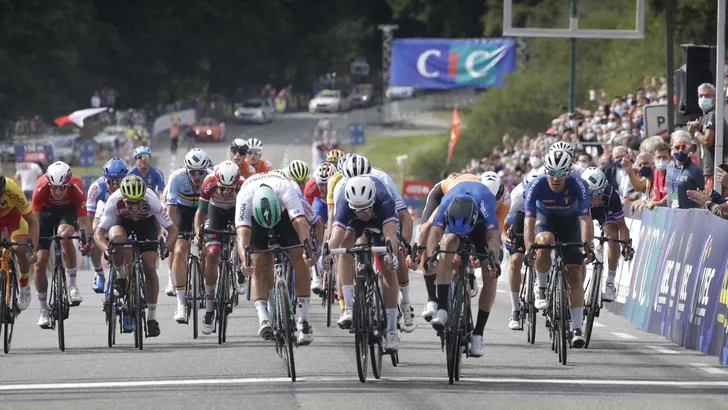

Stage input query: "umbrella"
[{"left": 54, "top": 107, "right": 109, "bottom": 127}]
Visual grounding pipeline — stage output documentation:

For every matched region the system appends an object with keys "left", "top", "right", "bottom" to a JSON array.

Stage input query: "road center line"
[{"left": 611, "top": 332, "right": 637, "bottom": 340}]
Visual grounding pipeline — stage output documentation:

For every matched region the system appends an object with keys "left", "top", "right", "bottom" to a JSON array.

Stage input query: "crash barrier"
[{"left": 605, "top": 206, "right": 728, "bottom": 365}]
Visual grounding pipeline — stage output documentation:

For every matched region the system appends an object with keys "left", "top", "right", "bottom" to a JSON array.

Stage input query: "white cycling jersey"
[
  {"left": 98, "top": 188, "right": 174, "bottom": 230},
  {"left": 235, "top": 172, "right": 316, "bottom": 228},
  {"left": 506, "top": 182, "right": 527, "bottom": 220}
]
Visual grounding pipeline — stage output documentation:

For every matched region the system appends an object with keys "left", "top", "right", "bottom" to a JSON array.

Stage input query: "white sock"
[
  {"left": 255, "top": 300, "right": 269, "bottom": 322},
  {"left": 342, "top": 285, "right": 355, "bottom": 309},
  {"left": 167, "top": 266, "right": 174, "bottom": 285},
  {"left": 607, "top": 270, "right": 616, "bottom": 284},
  {"left": 400, "top": 285, "right": 410, "bottom": 305},
  {"left": 205, "top": 285, "right": 215, "bottom": 312},
  {"left": 571, "top": 307, "right": 584, "bottom": 330},
  {"left": 147, "top": 304, "right": 157, "bottom": 320},
  {"left": 536, "top": 270, "right": 549, "bottom": 289},
  {"left": 387, "top": 308, "right": 398, "bottom": 332},
  {"left": 298, "top": 298, "right": 310, "bottom": 322},
  {"left": 510, "top": 291, "right": 520, "bottom": 311},
  {"left": 176, "top": 289, "right": 186, "bottom": 307},
  {"left": 67, "top": 268, "right": 77, "bottom": 287},
  {"left": 38, "top": 292, "right": 49, "bottom": 311}
]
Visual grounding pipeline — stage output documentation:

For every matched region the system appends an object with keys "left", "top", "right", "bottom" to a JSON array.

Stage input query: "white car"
[
  {"left": 309, "top": 89, "right": 351, "bottom": 113},
  {"left": 234, "top": 99, "right": 274, "bottom": 124}
]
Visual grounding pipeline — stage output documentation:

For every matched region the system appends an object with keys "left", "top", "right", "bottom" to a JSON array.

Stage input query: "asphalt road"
[{"left": 2, "top": 114, "right": 727, "bottom": 410}]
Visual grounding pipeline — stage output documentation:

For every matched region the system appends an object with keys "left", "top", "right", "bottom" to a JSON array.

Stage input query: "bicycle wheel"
[
  {"left": 557, "top": 268, "right": 568, "bottom": 365},
  {"left": 584, "top": 264, "right": 601, "bottom": 349},
  {"left": 190, "top": 257, "right": 201, "bottom": 339},
  {"left": 217, "top": 263, "right": 229, "bottom": 345},
  {"left": 106, "top": 266, "right": 116, "bottom": 348},
  {"left": 353, "top": 278, "right": 368, "bottom": 383},
  {"left": 370, "top": 276, "right": 385, "bottom": 379},
  {"left": 326, "top": 269, "right": 334, "bottom": 328},
  {"left": 276, "top": 280, "right": 296, "bottom": 382},
  {"left": 133, "top": 263, "right": 144, "bottom": 351},
  {"left": 0, "top": 264, "right": 7, "bottom": 354},
  {"left": 526, "top": 267, "right": 537, "bottom": 345},
  {"left": 446, "top": 281, "right": 463, "bottom": 385}
]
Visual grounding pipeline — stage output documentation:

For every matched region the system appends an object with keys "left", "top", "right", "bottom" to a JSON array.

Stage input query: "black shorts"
[
  {"left": 444, "top": 223, "right": 490, "bottom": 264},
  {"left": 348, "top": 217, "right": 400, "bottom": 247},
  {"left": 117, "top": 217, "right": 159, "bottom": 253},
  {"left": 174, "top": 205, "right": 196, "bottom": 235},
  {"left": 421, "top": 183, "right": 445, "bottom": 222},
  {"left": 509, "top": 211, "right": 526, "bottom": 255},
  {"left": 38, "top": 207, "right": 79, "bottom": 250},
  {"left": 23, "top": 190, "right": 32, "bottom": 202},
  {"left": 204, "top": 205, "right": 235, "bottom": 249},
  {"left": 533, "top": 211, "right": 584, "bottom": 265},
  {"left": 591, "top": 206, "right": 618, "bottom": 228},
  {"left": 250, "top": 212, "right": 300, "bottom": 251}
]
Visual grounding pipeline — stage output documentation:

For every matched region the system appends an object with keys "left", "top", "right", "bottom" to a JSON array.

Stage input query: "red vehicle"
[{"left": 192, "top": 117, "right": 225, "bottom": 142}]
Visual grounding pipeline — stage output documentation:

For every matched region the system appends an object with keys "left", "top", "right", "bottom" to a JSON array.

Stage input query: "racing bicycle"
[
  {"left": 0, "top": 239, "right": 32, "bottom": 354},
  {"left": 200, "top": 225, "right": 238, "bottom": 345},
  {"left": 180, "top": 232, "right": 205, "bottom": 339}
]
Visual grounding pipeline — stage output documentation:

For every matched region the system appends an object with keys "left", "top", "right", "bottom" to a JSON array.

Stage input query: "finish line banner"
[{"left": 389, "top": 38, "right": 516, "bottom": 89}]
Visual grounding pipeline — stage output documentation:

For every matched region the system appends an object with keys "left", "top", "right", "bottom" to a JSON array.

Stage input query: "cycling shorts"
[
  {"left": 204, "top": 205, "right": 235, "bottom": 250},
  {"left": 591, "top": 206, "right": 618, "bottom": 228},
  {"left": 533, "top": 210, "right": 584, "bottom": 265},
  {"left": 0, "top": 208, "right": 29, "bottom": 241},
  {"left": 249, "top": 212, "right": 300, "bottom": 251},
  {"left": 110, "top": 216, "right": 158, "bottom": 254},
  {"left": 444, "top": 223, "right": 490, "bottom": 264},
  {"left": 508, "top": 211, "right": 526, "bottom": 255},
  {"left": 38, "top": 207, "right": 79, "bottom": 250},
  {"left": 174, "top": 205, "right": 196, "bottom": 235}
]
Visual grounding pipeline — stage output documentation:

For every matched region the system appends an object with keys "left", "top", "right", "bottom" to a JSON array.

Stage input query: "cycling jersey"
[
  {"left": 431, "top": 181, "right": 499, "bottom": 232},
  {"left": 241, "top": 159, "right": 273, "bottom": 179},
  {"left": 524, "top": 174, "right": 590, "bottom": 219},
  {"left": 98, "top": 188, "right": 174, "bottom": 229},
  {"left": 0, "top": 178, "right": 31, "bottom": 218},
  {"left": 86, "top": 177, "right": 113, "bottom": 217},
  {"left": 303, "top": 178, "right": 323, "bottom": 205},
  {"left": 235, "top": 172, "right": 315, "bottom": 229},
  {"left": 331, "top": 169, "right": 406, "bottom": 212},
  {"left": 198, "top": 174, "right": 245, "bottom": 212},
  {"left": 166, "top": 168, "right": 212, "bottom": 208},
  {"left": 505, "top": 182, "right": 527, "bottom": 224},
  {"left": 440, "top": 173, "right": 480, "bottom": 193},
  {"left": 238, "top": 160, "right": 256, "bottom": 179},
  {"left": 590, "top": 183, "right": 624, "bottom": 226},
  {"left": 422, "top": 173, "right": 480, "bottom": 221},
  {"left": 326, "top": 171, "right": 344, "bottom": 205},
  {"left": 129, "top": 166, "right": 165, "bottom": 193},
  {"left": 31, "top": 175, "right": 87, "bottom": 217},
  {"left": 333, "top": 176, "right": 398, "bottom": 231},
  {"left": 312, "top": 197, "right": 328, "bottom": 223}
]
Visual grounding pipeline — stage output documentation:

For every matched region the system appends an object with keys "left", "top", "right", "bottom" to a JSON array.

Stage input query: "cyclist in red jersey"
[{"left": 31, "top": 161, "right": 92, "bottom": 328}]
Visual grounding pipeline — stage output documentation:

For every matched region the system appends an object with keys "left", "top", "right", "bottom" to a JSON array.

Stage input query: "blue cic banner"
[{"left": 389, "top": 38, "right": 516, "bottom": 89}]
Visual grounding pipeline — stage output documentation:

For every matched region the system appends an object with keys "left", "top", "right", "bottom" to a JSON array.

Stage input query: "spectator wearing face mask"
[
  {"left": 528, "top": 149, "right": 542, "bottom": 170},
  {"left": 576, "top": 153, "right": 593, "bottom": 169},
  {"left": 648, "top": 143, "right": 671, "bottom": 204},
  {"left": 620, "top": 152, "right": 655, "bottom": 204},
  {"left": 602, "top": 145, "right": 634, "bottom": 200},
  {"left": 652, "top": 130, "right": 705, "bottom": 209},
  {"left": 687, "top": 83, "right": 728, "bottom": 192}
]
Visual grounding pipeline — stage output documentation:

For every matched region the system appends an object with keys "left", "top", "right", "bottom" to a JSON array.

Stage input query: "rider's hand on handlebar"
[
  {"left": 384, "top": 253, "right": 398, "bottom": 271},
  {"left": 621, "top": 245, "right": 635, "bottom": 261},
  {"left": 302, "top": 252, "right": 315, "bottom": 268}
]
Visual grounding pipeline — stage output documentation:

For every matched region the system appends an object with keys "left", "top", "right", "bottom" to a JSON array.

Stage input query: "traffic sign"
[
  {"left": 349, "top": 123, "right": 366, "bottom": 145},
  {"left": 644, "top": 103, "right": 669, "bottom": 137}
]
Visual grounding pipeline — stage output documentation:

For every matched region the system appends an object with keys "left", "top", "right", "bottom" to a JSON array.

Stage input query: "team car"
[{"left": 192, "top": 117, "right": 225, "bottom": 142}]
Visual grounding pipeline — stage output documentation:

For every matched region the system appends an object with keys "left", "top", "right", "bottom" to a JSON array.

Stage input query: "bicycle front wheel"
[
  {"left": 55, "top": 267, "right": 67, "bottom": 352},
  {"left": 133, "top": 263, "right": 144, "bottom": 351},
  {"left": 325, "top": 269, "right": 335, "bottom": 328},
  {"left": 276, "top": 280, "right": 296, "bottom": 382},
  {"left": 370, "top": 276, "right": 384, "bottom": 379},
  {"left": 558, "top": 268, "right": 568, "bottom": 365},
  {"left": 584, "top": 264, "right": 601, "bottom": 349},
  {"left": 217, "top": 262, "right": 230, "bottom": 345},
  {"left": 190, "top": 257, "right": 202, "bottom": 339},
  {"left": 106, "top": 267, "right": 116, "bottom": 348},
  {"left": 446, "top": 281, "right": 463, "bottom": 385},
  {"left": 0, "top": 264, "right": 8, "bottom": 353},
  {"left": 526, "top": 267, "right": 537, "bottom": 345},
  {"left": 353, "top": 278, "right": 368, "bottom": 383}
]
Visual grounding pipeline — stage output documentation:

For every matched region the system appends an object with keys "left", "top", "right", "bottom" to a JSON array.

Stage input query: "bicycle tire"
[
  {"left": 527, "top": 267, "right": 536, "bottom": 345},
  {"left": 584, "top": 263, "right": 601, "bottom": 349},
  {"left": 6, "top": 256, "right": 18, "bottom": 354},
  {"left": 353, "top": 278, "right": 368, "bottom": 383},
  {"left": 558, "top": 266, "right": 568, "bottom": 365},
  {"left": 370, "top": 276, "right": 384, "bottom": 379},
  {"left": 455, "top": 278, "right": 469, "bottom": 382},
  {"left": 276, "top": 280, "right": 296, "bottom": 382},
  {"left": 325, "top": 269, "right": 334, "bottom": 328},
  {"left": 217, "top": 262, "right": 229, "bottom": 345},
  {"left": 106, "top": 267, "right": 117, "bottom": 348},
  {"left": 0, "top": 265, "right": 7, "bottom": 354},
  {"left": 55, "top": 266, "right": 66, "bottom": 352},
  {"left": 191, "top": 257, "right": 201, "bottom": 339},
  {"left": 133, "top": 263, "right": 144, "bottom": 351},
  {"left": 447, "top": 280, "right": 463, "bottom": 385}
]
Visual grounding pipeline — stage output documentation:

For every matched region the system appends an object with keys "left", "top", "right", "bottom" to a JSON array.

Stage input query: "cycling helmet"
[
  {"left": 252, "top": 185, "right": 281, "bottom": 229},
  {"left": 341, "top": 155, "right": 372, "bottom": 179},
  {"left": 102, "top": 158, "right": 129, "bottom": 179},
  {"left": 184, "top": 148, "right": 209, "bottom": 171},
  {"left": 337, "top": 153, "right": 354, "bottom": 172},
  {"left": 205, "top": 157, "right": 214, "bottom": 170},
  {"left": 247, "top": 138, "right": 263, "bottom": 152},
  {"left": 46, "top": 161, "right": 72, "bottom": 186},
  {"left": 479, "top": 171, "right": 504, "bottom": 200},
  {"left": 287, "top": 160, "right": 310, "bottom": 183},
  {"left": 0, "top": 175, "right": 6, "bottom": 194},
  {"left": 230, "top": 138, "right": 248, "bottom": 155},
  {"left": 544, "top": 149, "right": 572, "bottom": 172},
  {"left": 523, "top": 168, "right": 541, "bottom": 186},
  {"left": 314, "top": 163, "right": 336, "bottom": 185},
  {"left": 120, "top": 175, "right": 147, "bottom": 201},
  {"left": 549, "top": 141, "right": 575, "bottom": 159},
  {"left": 445, "top": 194, "right": 478, "bottom": 236},
  {"left": 133, "top": 146, "right": 152, "bottom": 158},
  {"left": 215, "top": 160, "right": 241, "bottom": 187},
  {"left": 581, "top": 167, "right": 607, "bottom": 192},
  {"left": 325, "top": 149, "right": 345, "bottom": 164},
  {"left": 344, "top": 176, "right": 376, "bottom": 209}
]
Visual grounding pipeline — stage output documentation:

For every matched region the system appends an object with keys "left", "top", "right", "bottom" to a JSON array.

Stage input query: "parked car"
[
  {"left": 234, "top": 99, "right": 274, "bottom": 124},
  {"left": 386, "top": 86, "right": 417, "bottom": 100},
  {"left": 192, "top": 117, "right": 225, "bottom": 142},
  {"left": 350, "top": 84, "right": 374, "bottom": 108},
  {"left": 309, "top": 89, "right": 351, "bottom": 113}
]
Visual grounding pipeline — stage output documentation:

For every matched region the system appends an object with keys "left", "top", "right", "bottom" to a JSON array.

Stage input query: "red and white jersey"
[
  {"left": 235, "top": 172, "right": 316, "bottom": 229},
  {"left": 98, "top": 188, "right": 174, "bottom": 230},
  {"left": 31, "top": 175, "right": 87, "bottom": 217},
  {"left": 199, "top": 174, "right": 245, "bottom": 210},
  {"left": 302, "top": 177, "right": 323, "bottom": 205}
]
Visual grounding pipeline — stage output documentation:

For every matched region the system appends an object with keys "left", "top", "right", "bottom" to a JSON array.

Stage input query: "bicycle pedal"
[{"left": 70, "top": 301, "right": 81, "bottom": 307}]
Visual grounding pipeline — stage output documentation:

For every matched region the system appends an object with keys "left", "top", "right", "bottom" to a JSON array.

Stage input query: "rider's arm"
[
  {"left": 153, "top": 168, "right": 166, "bottom": 198},
  {"left": 397, "top": 208, "right": 413, "bottom": 244},
  {"left": 382, "top": 220, "right": 399, "bottom": 249},
  {"left": 501, "top": 220, "right": 512, "bottom": 245},
  {"left": 575, "top": 177, "right": 594, "bottom": 244},
  {"left": 22, "top": 211, "right": 39, "bottom": 253},
  {"left": 524, "top": 217, "right": 536, "bottom": 251},
  {"left": 427, "top": 207, "right": 447, "bottom": 257},
  {"left": 480, "top": 193, "right": 502, "bottom": 253},
  {"left": 71, "top": 179, "right": 92, "bottom": 238},
  {"left": 523, "top": 179, "right": 538, "bottom": 250},
  {"left": 616, "top": 217, "right": 630, "bottom": 243},
  {"left": 578, "top": 215, "right": 594, "bottom": 244}
]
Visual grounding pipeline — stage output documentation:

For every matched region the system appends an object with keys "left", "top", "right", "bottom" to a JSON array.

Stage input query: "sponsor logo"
[{"left": 582, "top": 208, "right": 589, "bottom": 214}]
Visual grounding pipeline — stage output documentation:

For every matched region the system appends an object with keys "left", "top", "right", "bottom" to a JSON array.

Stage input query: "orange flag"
[{"left": 447, "top": 107, "right": 461, "bottom": 160}]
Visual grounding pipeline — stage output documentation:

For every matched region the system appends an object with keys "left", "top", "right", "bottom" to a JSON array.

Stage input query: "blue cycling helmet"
[
  {"left": 337, "top": 153, "right": 354, "bottom": 172},
  {"left": 445, "top": 194, "right": 478, "bottom": 235},
  {"left": 133, "top": 146, "right": 152, "bottom": 158},
  {"left": 102, "top": 158, "right": 129, "bottom": 178}
]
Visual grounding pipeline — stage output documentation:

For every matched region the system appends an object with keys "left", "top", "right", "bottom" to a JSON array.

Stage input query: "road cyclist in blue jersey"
[
  {"left": 129, "top": 146, "right": 165, "bottom": 198},
  {"left": 424, "top": 180, "right": 501, "bottom": 357},
  {"left": 524, "top": 147, "right": 594, "bottom": 348}
]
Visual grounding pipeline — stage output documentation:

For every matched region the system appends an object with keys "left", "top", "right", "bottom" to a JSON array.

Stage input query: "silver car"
[
  {"left": 234, "top": 99, "right": 274, "bottom": 124},
  {"left": 309, "top": 89, "right": 351, "bottom": 113}
]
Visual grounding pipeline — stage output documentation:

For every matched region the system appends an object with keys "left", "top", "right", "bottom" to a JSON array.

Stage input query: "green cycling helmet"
[{"left": 252, "top": 185, "right": 281, "bottom": 229}]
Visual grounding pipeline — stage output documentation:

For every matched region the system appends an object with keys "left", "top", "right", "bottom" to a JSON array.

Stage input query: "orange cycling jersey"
[
  {"left": 241, "top": 159, "right": 273, "bottom": 179},
  {"left": 440, "top": 174, "right": 480, "bottom": 193}
]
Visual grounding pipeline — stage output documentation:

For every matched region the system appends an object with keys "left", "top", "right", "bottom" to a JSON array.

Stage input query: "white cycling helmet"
[
  {"left": 581, "top": 167, "right": 607, "bottom": 192},
  {"left": 344, "top": 176, "right": 376, "bottom": 209},
  {"left": 549, "top": 141, "right": 575, "bottom": 159},
  {"left": 184, "top": 148, "right": 209, "bottom": 171},
  {"left": 479, "top": 171, "right": 504, "bottom": 200},
  {"left": 523, "top": 168, "right": 541, "bottom": 185},
  {"left": 46, "top": 161, "right": 72, "bottom": 186},
  {"left": 247, "top": 138, "right": 263, "bottom": 152},
  {"left": 314, "top": 162, "right": 336, "bottom": 185},
  {"left": 341, "top": 154, "right": 372, "bottom": 179},
  {"left": 544, "top": 149, "right": 572, "bottom": 173},
  {"left": 215, "top": 160, "right": 240, "bottom": 187}
]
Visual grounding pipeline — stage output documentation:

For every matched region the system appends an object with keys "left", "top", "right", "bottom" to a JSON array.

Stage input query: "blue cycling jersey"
[
  {"left": 129, "top": 166, "right": 165, "bottom": 193},
  {"left": 333, "top": 176, "right": 398, "bottom": 230},
  {"left": 524, "top": 174, "right": 591, "bottom": 218},
  {"left": 431, "top": 181, "right": 499, "bottom": 231},
  {"left": 166, "top": 169, "right": 212, "bottom": 208},
  {"left": 312, "top": 197, "right": 328, "bottom": 224},
  {"left": 86, "top": 177, "right": 111, "bottom": 216}
]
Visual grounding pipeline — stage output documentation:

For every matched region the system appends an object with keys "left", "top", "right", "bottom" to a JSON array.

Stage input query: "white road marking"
[
  {"left": 592, "top": 321, "right": 606, "bottom": 328},
  {"left": 496, "top": 289, "right": 508, "bottom": 294},
  {"left": 281, "top": 133, "right": 306, "bottom": 168},
  {"left": 646, "top": 345, "right": 679, "bottom": 355},
  {"left": 691, "top": 363, "right": 728, "bottom": 375},
  {"left": 611, "top": 332, "right": 637, "bottom": 340}
]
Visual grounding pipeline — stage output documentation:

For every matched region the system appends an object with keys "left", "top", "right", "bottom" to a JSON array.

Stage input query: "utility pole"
[
  {"left": 568, "top": 0, "right": 578, "bottom": 114},
  {"left": 378, "top": 24, "right": 399, "bottom": 92}
]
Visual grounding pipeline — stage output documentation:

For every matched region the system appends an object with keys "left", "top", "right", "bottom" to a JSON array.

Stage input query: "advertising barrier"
[{"left": 603, "top": 207, "right": 728, "bottom": 364}]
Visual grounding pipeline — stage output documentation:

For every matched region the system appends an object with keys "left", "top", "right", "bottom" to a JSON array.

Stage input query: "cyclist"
[
  {"left": 229, "top": 138, "right": 256, "bottom": 177},
  {"left": 94, "top": 175, "right": 178, "bottom": 337},
  {"left": 194, "top": 160, "right": 246, "bottom": 334},
  {"left": 502, "top": 169, "right": 541, "bottom": 330},
  {"left": 549, "top": 141, "right": 576, "bottom": 160},
  {"left": 580, "top": 167, "right": 633, "bottom": 302},
  {"left": 480, "top": 171, "right": 512, "bottom": 235},
  {"left": 327, "top": 176, "right": 403, "bottom": 351},
  {"left": 0, "top": 175, "right": 39, "bottom": 311},
  {"left": 235, "top": 172, "right": 317, "bottom": 344},
  {"left": 325, "top": 149, "right": 344, "bottom": 165},
  {"left": 287, "top": 160, "right": 310, "bottom": 192},
  {"left": 168, "top": 148, "right": 212, "bottom": 322},
  {"left": 242, "top": 138, "right": 273, "bottom": 178},
  {"left": 86, "top": 158, "right": 129, "bottom": 293},
  {"left": 32, "top": 161, "right": 91, "bottom": 327},
  {"left": 129, "top": 146, "right": 165, "bottom": 198},
  {"left": 304, "top": 163, "right": 335, "bottom": 293},
  {"left": 425, "top": 181, "right": 501, "bottom": 357},
  {"left": 524, "top": 149, "right": 594, "bottom": 348}
]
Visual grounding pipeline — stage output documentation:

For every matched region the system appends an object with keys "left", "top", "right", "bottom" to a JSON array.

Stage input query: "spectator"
[
  {"left": 687, "top": 83, "right": 728, "bottom": 192},
  {"left": 14, "top": 162, "right": 43, "bottom": 201},
  {"left": 655, "top": 130, "right": 704, "bottom": 209},
  {"left": 576, "top": 152, "right": 593, "bottom": 169},
  {"left": 602, "top": 145, "right": 634, "bottom": 199},
  {"left": 647, "top": 142, "right": 671, "bottom": 205},
  {"left": 621, "top": 152, "right": 654, "bottom": 202},
  {"left": 91, "top": 91, "right": 101, "bottom": 108}
]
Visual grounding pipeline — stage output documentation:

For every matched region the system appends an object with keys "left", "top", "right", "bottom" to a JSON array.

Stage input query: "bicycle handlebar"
[
  {"left": 244, "top": 239, "right": 312, "bottom": 268},
  {"left": 107, "top": 236, "right": 168, "bottom": 260},
  {"left": 594, "top": 236, "right": 631, "bottom": 246},
  {"left": 200, "top": 228, "right": 237, "bottom": 237},
  {"left": 41, "top": 228, "right": 86, "bottom": 246}
]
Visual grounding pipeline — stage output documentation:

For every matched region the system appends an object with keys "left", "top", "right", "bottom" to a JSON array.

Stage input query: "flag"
[
  {"left": 54, "top": 107, "right": 108, "bottom": 127},
  {"left": 447, "top": 107, "right": 461, "bottom": 160}
]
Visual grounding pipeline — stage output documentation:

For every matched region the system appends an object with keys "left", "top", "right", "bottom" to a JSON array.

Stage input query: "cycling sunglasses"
[
  {"left": 546, "top": 169, "right": 569, "bottom": 178},
  {"left": 350, "top": 205, "right": 373, "bottom": 214},
  {"left": 248, "top": 149, "right": 262, "bottom": 155},
  {"left": 105, "top": 178, "right": 121, "bottom": 186},
  {"left": 135, "top": 154, "right": 151, "bottom": 160},
  {"left": 123, "top": 199, "right": 144, "bottom": 206},
  {"left": 229, "top": 147, "right": 247, "bottom": 155},
  {"left": 590, "top": 189, "right": 604, "bottom": 197},
  {"left": 217, "top": 185, "right": 236, "bottom": 194},
  {"left": 50, "top": 185, "right": 69, "bottom": 192},
  {"left": 188, "top": 170, "right": 206, "bottom": 177}
]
